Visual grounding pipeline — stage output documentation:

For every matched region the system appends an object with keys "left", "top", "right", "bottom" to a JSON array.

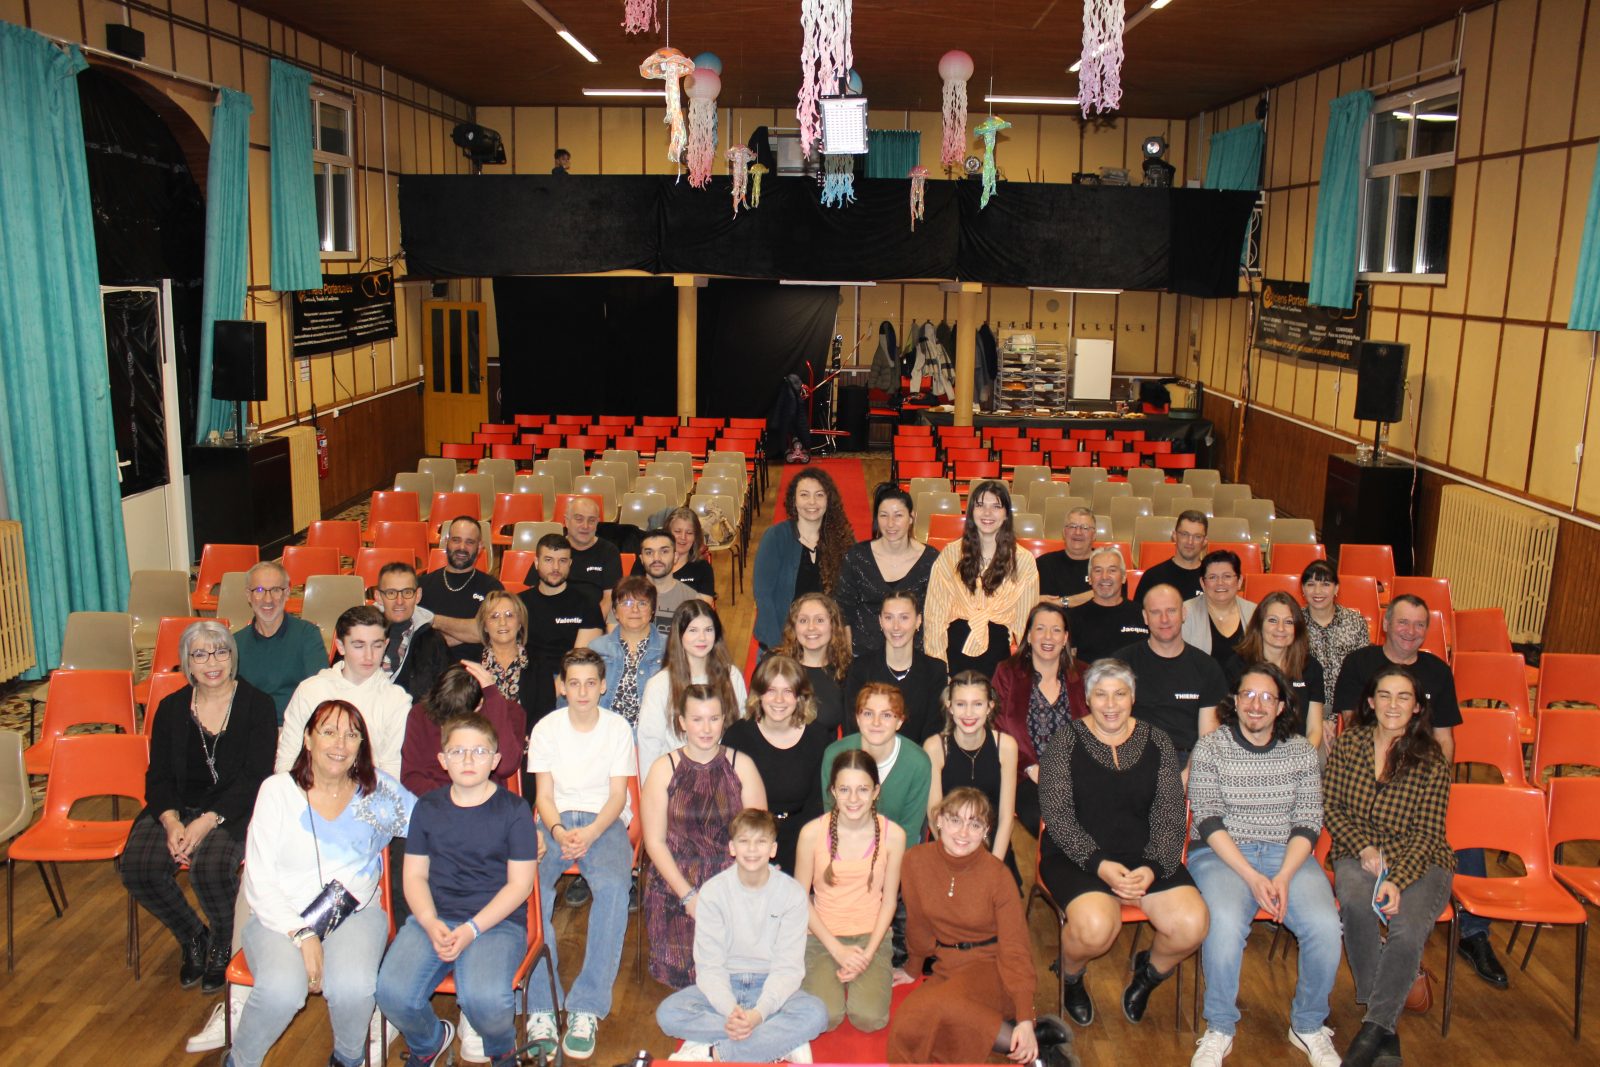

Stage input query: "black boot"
[
  {"left": 1062, "top": 970, "right": 1095, "bottom": 1026},
  {"left": 179, "top": 927, "right": 211, "bottom": 988},
  {"left": 200, "top": 937, "right": 231, "bottom": 994},
  {"left": 1035, "top": 1014, "right": 1079, "bottom": 1067},
  {"left": 1456, "top": 933, "right": 1509, "bottom": 988},
  {"left": 1341, "top": 1021, "right": 1391, "bottom": 1067},
  {"left": 1121, "top": 950, "right": 1172, "bottom": 1024},
  {"left": 1375, "top": 1028, "right": 1402, "bottom": 1066}
]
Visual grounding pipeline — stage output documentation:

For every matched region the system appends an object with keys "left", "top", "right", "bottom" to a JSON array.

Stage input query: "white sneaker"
[
  {"left": 668, "top": 1041, "right": 716, "bottom": 1061},
  {"left": 780, "top": 1042, "right": 814, "bottom": 1063},
  {"left": 457, "top": 1011, "right": 487, "bottom": 1063},
  {"left": 185, "top": 988, "right": 248, "bottom": 1054},
  {"left": 525, "top": 1012, "right": 560, "bottom": 1058},
  {"left": 562, "top": 1010, "right": 599, "bottom": 1059},
  {"left": 367, "top": 1010, "right": 400, "bottom": 1065},
  {"left": 1288, "top": 1026, "right": 1341, "bottom": 1067},
  {"left": 1191, "top": 1029, "right": 1233, "bottom": 1067}
]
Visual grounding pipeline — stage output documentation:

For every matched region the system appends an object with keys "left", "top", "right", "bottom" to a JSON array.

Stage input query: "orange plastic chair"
[
  {"left": 1139, "top": 541, "right": 1177, "bottom": 570},
  {"left": 1209, "top": 541, "right": 1263, "bottom": 574},
  {"left": 1455, "top": 651, "right": 1535, "bottom": 743},
  {"left": 1241, "top": 573, "right": 1302, "bottom": 604},
  {"left": 23, "top": 670, "right": 137, "bottom": 776},
  {"left": 1443, "top": 784, "right": 1589, "bottom": 1038},
  {"left": 364, "top": 489, "right": 421, "bottom": 534},
  {"left": 440, "top": 442, "right": 484, "bottom": 461},
  {"left": 280, "top": 545, "right": 341, "bottom": 613},
  {"left": 370, "top": 520, "right": 430, "bottom": 567},
  {"left": 927, "top": 514, "right": 965, "bottom": 542},
  {"left": 489, "top": 493, "right": 544, "bottom": 546},
  {"left": 134, "top": 617, "right": 212, "bottom": 705},
  {"left": 1337, "top": 544, "right": 1396, "bottom": 596},
  {"left": 1268, "top": 543, "right": 1326, "bottom": 575},
  {"left": 1454, "top": 607, "right": 1513, "bottom": 654},
  {"left": 472, "top": 431, "right": 515, "bottom": 446},
  {"left": 430, "top": 491, "right": 485, "bottom": 530},
  {"left": 1452, "top": 705, "right": 1529, "bottom": 786},
  {"left": 1548, "top": 776, "right": 1600, "bottom": 910},
  {"left": 490, "top": 442, "right": 535, "bottom": 462},
  {"left": 500, "top": 550, "right": 536, "bottom": 592},
  {"left": 1127, "top": 568, "right": 1145, "bottom": 600},
  {"left": 306, "top": 520, "right": 361, "bottom": 570},
  {"left": 1532, "top": 708, "right": 1600, "bottom": 787},
  {"left": 1337, "top": 575, "right": 1382, "bottom": 643},
  {"left": 1537, "top": 654, "right": 1600, "bottom": 713},
  {"left": 7, "top": 733, "right": 148, "bottom": 971},
  {"left": 140, "top": 672, "right": 188, "bottom": 735},
  {"left": 354, "top": 547, "right": 415, "bottom": 593},
  {"left": 1420, "top": 610, "right": 1450, "bottom": 661},
  {"left": 191, "top": 543, "right": 258, "bottom": 613},
  {"left": 1094, "top": 541, "right": 1134, "bottom": 570},
  {"left": 1015, "top": 538, "right": 1064, "bottom": 560}
]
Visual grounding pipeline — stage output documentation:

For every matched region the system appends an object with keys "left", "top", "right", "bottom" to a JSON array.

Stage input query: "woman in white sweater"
[
  {"left": 636, "top": 601, "right": 748, "bottom": 776},
  {"left": 276, "top": 605, "right": 412, "bottom": 779},
  {"left": 226, "top": 699, "right": 414, "bottom": 1067}
]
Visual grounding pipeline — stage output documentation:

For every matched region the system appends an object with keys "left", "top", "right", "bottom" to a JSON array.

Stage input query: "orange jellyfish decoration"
[
  {"left": 640, "top": 46, "right": 697, "bottom": 165},
  {"left": 728, "top": 145, "right": 755, "bottom": 217}
]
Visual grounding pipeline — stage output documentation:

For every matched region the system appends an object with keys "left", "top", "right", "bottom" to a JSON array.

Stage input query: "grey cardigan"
[{"left": 1180, "top": 594, "right": 1257, "bottom": 654}]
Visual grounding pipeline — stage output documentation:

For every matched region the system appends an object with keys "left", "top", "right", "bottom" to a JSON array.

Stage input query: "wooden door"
[{"left": 422, "top": 300, "right": 488, "bottom": 454}]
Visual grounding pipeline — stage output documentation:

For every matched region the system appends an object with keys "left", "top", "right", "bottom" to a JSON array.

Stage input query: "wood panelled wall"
[
  {"left": 317, "top": 385, "right": 424, "bottom": 514},
  {"left": 3, "top": 0, "right": 476, "bottom": 516},
  {"left": 1183, "top": 0, "right": 1600, "bottom": 652},
  {"left": 474, "top": 102, "right": 1191, "bottom": 375}
]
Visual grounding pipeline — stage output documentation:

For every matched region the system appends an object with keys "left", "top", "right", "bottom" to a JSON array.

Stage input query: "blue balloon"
[
  {"left": 692, "top": 52, "right": 723, "bottom": 75},
  {"left": 847, "top": 68, "right": 863, "bottom": 93}
]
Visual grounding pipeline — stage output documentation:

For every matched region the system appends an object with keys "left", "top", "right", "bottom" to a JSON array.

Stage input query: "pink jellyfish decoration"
[
  {"left": 938, "top": 50, "right": 975, "bottom": 169},
  {"left": 685, "top": 67, "right": 722, "bottom": 188},
  {"left": 797, "top": 0, "right": 854, "bottom": 157},
  {"left": 909, "top": 165, "right": 929, "bottom": 230},
  {"left": 640, "top": 46, "right": 697, "bottom": 165},
  {"left": 622, "top": 1, "right": 658, "bottom": 35},
  {"left": 1079, "top": 0, "right": 1125, "bottom": 117},
  {"left": 728, "top": 145, "right": 756, "bottom": 217}
]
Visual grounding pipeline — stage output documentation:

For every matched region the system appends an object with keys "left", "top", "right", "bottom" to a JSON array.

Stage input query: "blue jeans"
[
  {"left": 529, "top": 810, "right": 632, "bottom": 1017},
  {"left": 657, "top": 973, "right": 829, "bottom": 1061},
  {"left": 230, "top": 904, "right": 388, "bottom": 1067},
  {"left": 376, "top": 916, "right": 525, "bottom": 1059},
  {"left": 1456, "top": 848, "right": 1490, "bottom": 939},
  {"left": 1189, "top": 841, "right": 1343, "bottom": 1036}
]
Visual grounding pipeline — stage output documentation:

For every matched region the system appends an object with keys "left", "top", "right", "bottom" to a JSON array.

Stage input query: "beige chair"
[
  {"left": 691, "top": 494, "right": 745, "bottom": 603},
  {"left": 655, "top": 451, "right": 694, "bottom": 486},
  {"left": 644, "top": 461, "right": 686, "bottom": 498},
  {"left": 1232, "top": 498, "right": 1277, "bottom": 541},
  {"left": 572, "top": 475, "right": 618, "bottom": 521},
  {"left": 700, "top": 465, "right": 748, "bottom": 505},
  {"left": 620, "top": 491, "right": 667, "bottom": 529},
  {"left": 214, "top": 572, "right": 253, "bottom": 635},
  {"left": 1068, "top": 466, "right": 1108, "bottom": 493},
  {"left": 1012, "top": 512, "right": 1046, "bottom": 538},
  {"left": 127, "top": 570, "right": 190, "bottom": 651},
  {"left": 417, "top": 457, "right": 458, "bottom": 498},
  {"left": 696, "top": 475, "right": 743, "bottom": 504},
  {"left": 300, "top": 574, "right": 366, "bottom": 650},
  {"left": 547, "top": 447, "right": 587, "bottom": 477},
  {"left": 1267, "top": 517, "right": 1317, "bottom": 546},
  {"left": 26, "top": 611, "right": 135, "bottom": 713},
  {"left": 1090, "top": 481, "right": 1132, "bottom": 515},
  {"left": 0, "top": 731, "right": 33, "bottom": 852},
  {"left": 512, "top": 521, "right": 564, "bottom": 552},
  {"left": 913, "top": 492, "right": 962, "bottom": 540},
  {"left": 1208, "top": 516, "right": 1253, "bottom": 543},
  {"left": 512, "top": 473, "right": 557, "bottom": 524},
  {"left": 908, "top": 477, "right": 952, "bottom": 501},
  {"left": 1042, "top": 495, "right": 1092, "bottom": 537},
  {"left": 1150, "top": 482, "right": 1193, "bottom": 516},
  {"left": 1211, "top": 483, "right": 1253, "bottom": 517},
  {"left": 1183, "top": 496, "right": 1215, "bottom": 519},
  {"left": 1012, "top": 465, "right": 1052, "bottom": 490},
  {"left": 1094, "top": 514, "right": 1115, "bottom": 541},
  {"left": 1108, "top": 496, "right": 1154, "bottom": 542},
  {"left": 533, "top": 458, "right": 573, "bottom": 493},
  {"left": 1124, "top": 467, "right": 1163, "bottom": 496},
  {"left": 1133, "top": 515, "right": 1177, "bottom": 553},
  {"left": 600, "top": 449, "right": 641, "bottom": 487},
  {"left": 635, "top": 474, "right": 682, "bottom": 505},
  {"left": 393, "top": 472, "right": 436, "bottom": 518},
  {"left": 706, "top": 449, "right": 747, "bottom": 470},
  {"left": 589, "top": 459, "right": 632, "bottom": 493},
  {"left": 1183, "top": 468, "right": 1223, "bottom": 496},
  {"left": 452, "top": 473, "right": 496, "bottom": 519},
  {"left": 476, "top": 458, "right": 516, "bottom": 495}
]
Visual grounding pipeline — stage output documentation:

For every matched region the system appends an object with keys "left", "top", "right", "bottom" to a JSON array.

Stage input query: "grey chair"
[
  {"left": 533, "top": 459, "right": 573, "bottom": 493},
  {"left": 476, "top": 458, "right": 517, "bottom": 495},
  {"left": 1125, "top": 467, "right": 1165, "bottom": 496},
  {"left": 394, "top": 473, "right": 436, "bottom": 519},
  {"left": 512, "top": 521, "right": 564, "bottom": 552},
  {"left": 27, "top": 612, "right": 135, "bottom": 722},
  {"left": 127, "top": 570, "right": 190, "bottom": 652},
  {"left": 1108, "top": 496, "right": 1154, "bottom": 542},
  {"left": 452, "top": 473, "right": 496, "bottom": 520},
  {"left": 572, "top": 475, "right": 618, "bottom": 521},
  {"left": 1211, "top": 483, "right": 1254, "bottom": 517},
  {"left": 1150, "top": 482, "right": 1193, "bottom": 517},
  {"left": 300, "top": 574, "right": 366, "bottom": 650},
  {"left": 418, "top": 457, "right": 459, "bottom": 498},
  {"left": 1069, "top": 467, "right": 1109, "bottom": 494},
  {"left": 1207, "top": 516, "right": 1253, "bottom": 543},
  {"left": 214, "top": 572, "right": 253, "bottom": 635},
  {"left": 1090, "top": 480, "right": 1132, "bottom": 515},
  {"left": 1183, "top": 468, "right": 1223, "bottom": 496},
  {"left": 1232, "top": 498, "right": 1278, "bottom": 542},
  {"left": 913, "top": 493, "right": 962, "bottom": 540},
  {"left": 1012, "top": 512, "right": 1046, "bottom": 539},
  {"left": 600, "top": 450, "right": 641, "bottom": 488},
  {"left": 908, "top": 477, "right": 952, "bottom": 501}
]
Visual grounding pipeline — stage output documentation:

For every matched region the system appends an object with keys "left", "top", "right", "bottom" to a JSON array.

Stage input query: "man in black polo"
[
  {"left": 1036, "top": 506, "right": 1099, "bottom": 608},
  {"left": 418, "top": 514, "right": 503, "bottom": 662},
  {"left": 1069, "top": 546, "right": 1149, "bottom": 666},
  {"left": 1139, "top": 510, "right": 1209, "bottom": 603},
  {"left": 1114, "top": 582, "right": 1226, "bottom": 762},
  {"left": 1332, "top": 592, "right": 1507, "bottom": 990}
]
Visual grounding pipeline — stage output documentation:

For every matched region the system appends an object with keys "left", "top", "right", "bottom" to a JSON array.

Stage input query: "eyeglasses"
[
  {"left": 249, "top": 585, "right": 288, "bottom": 597},
  {"left": 617, "top": 597, "right": 652, "bottom": 609},
  {"left": 376, "top": 587, "right": 419, "bottom": 600},
  {"left": 315, "top": 728, "right": 363, "bottom": 743},
  {"left": 486, "top": 610, "right": 518, "bottom": 622},
  {"left": 1064, "top": 523, "right": 1095, "bottom": 533},
  {"left": 1203, "top": 572, "right": 1238, "bottom": 583},
  {"left": 1235, "top": 690, "right": 1281, "bottom": 706},
  {"left": 189, "top": 648, "right": 232, "bottom": 663},
  {"left": 444, "top": 745, "right": 496, "bottom": 762}
]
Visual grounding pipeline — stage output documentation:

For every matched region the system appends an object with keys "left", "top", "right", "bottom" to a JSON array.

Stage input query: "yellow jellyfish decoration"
[{"left": 748, "top": 162, "right": 769, "bottom": 208}]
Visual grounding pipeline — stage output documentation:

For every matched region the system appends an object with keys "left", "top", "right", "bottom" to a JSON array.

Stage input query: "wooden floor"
[{"left": 2, "top": 451, "right": 1597, "bottom": 1066}]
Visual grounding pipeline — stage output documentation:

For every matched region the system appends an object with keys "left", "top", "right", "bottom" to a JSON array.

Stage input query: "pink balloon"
[
  {"left": 685, "top": 67, "right": 722, "bottom": 100},
  {"left": 938, "top": 50, "right": 974, "bottom": 82}
]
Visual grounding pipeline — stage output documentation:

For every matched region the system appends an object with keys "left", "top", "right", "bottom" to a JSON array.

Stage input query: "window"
[
  {"left": 1358, "top": 78, "right": 1459, "bottom": 282},
  {"left": 311, "top": 89, "right": 357, "bottom": 258}
]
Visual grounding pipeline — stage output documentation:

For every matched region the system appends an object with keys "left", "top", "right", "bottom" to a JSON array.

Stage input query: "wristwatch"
[{"left": 291, "top": 928, "right": 316, "bottom": 948}]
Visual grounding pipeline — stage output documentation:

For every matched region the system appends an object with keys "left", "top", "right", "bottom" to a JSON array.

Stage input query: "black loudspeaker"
[
  {"left": 212, "top": 320, "right": 268, "bottom": 402},
  {"left": 1354, "top": 341, "right": 1408, "bottom": 423},
  {"left": 106, "top": 24, "right": 146, "bottom": 61}
]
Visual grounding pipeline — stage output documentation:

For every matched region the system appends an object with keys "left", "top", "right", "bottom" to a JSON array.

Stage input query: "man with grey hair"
[
  {"left": 1068, "top": 546, "right": 1149, "bottom": 665},
  {"left": 1037, "top": 506, "right": 1099, "bottom": 609},
  {"left": 232, "top": 559, "right": 328, "bottom": 725}
]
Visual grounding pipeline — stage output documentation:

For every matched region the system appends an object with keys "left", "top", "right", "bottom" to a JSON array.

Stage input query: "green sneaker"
[
  {"left": 525, "top": 1012, "right": 559, "bottom": 1059},
  {"left": 562, "top": 1012, "right": 598, "bottom": 1060}
]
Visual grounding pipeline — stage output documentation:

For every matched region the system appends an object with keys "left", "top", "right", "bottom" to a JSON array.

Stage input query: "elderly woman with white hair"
[{"left": 121, "top": 619, "right": 278, "bottom": 994}]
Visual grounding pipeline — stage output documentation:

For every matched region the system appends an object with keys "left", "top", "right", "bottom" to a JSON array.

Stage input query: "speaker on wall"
[
  {"left": 1353, "top": 341, "right": 1408, "bottom": 423},
  {"left": 212, "top": 320, "right": 268, "bottom": 402}
]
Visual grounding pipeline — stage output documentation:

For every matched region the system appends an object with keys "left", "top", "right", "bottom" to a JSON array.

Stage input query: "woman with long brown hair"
[
  {"left": 724, "top": 654, "right": 831, "bottom": 873},
  {"left": 923, "top": 480, "right": 1039, "bottom": 676},
  {"left": 1232, "top": 591, "right": 1326, "bottom": 751},
  {"left": 753, "top": 468, "right": 856, "bottom": 649},
  {"left": 991, "top": 601, "right": 1087, "bottom": 836},
  {"left": 637, "top": 600, "right": 747, "bottom": 775},
  {"left": 772, "top": 592, "right": 853, "bottom": 735}
]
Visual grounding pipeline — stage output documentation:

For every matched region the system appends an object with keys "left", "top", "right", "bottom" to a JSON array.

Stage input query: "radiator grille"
[
  {"left": 0, "top": 521, "right": 37, "bottom": 683},
  {"left": 1431, "top": 485, "right": 1558, "bottom": 643},
  {"left": 278, "top": 426, "right": 322, "bottom": 535}
]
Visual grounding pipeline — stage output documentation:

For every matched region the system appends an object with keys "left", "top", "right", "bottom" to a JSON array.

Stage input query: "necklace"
[
  {"left": 441, "top": 567, "right": 473, "bottom": 593},
  {"left": 887, "top": 662, "right": 912, "bottom": 682},
  {"left": 947, "top": 874, "right": 957, "bottom": 897},
  {"left": 948, "top": 733, "right": 983, "bottom": 782},
  {"left": 190, "top": 684, "right": 236, "bottom": 785}
]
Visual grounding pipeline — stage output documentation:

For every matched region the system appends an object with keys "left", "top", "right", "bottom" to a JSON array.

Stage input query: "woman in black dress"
[
  {"left": 834, "top": 484, "right": 939, "bottom": 657},
  {"left": 1038, "top": 658, "right": 1209, "bottom": 1028},
  {"left": 922, "top": 671, "right": 1019, "bottom": 873},
  {"left": 723, "top": 654, "right": 829, "bottom": 873},
  {"left": 843, "top": 589, "right": 948, "bottom": 744}
]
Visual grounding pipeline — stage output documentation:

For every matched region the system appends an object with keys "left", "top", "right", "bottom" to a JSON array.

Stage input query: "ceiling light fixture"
[
  {"left": 1028, "top": 287, "right": 1125, "bottom": 295},
  {"left": 519, "top": 1, "right": 600, "bottom": 64},
  {"left": 780, "top": 280, "right": 877, "bottom": 286},
  {"left": 985, "top": 95, "right": 1080, "bottom": 106},
  {"left": 1151, "top": 0, "right": 1174, "bottom": 9},
  {"left": 583, "top": 88, "right": 667, "bottom": 97}
]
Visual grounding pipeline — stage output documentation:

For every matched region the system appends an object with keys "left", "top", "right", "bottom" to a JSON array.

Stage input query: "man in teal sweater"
[{"left": 233, "top": 560, "right": 329, "bottom": 724}]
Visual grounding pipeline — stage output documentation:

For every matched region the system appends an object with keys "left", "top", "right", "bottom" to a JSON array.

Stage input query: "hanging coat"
[
  {"left": 868, "top": 320, "right": 900, "bottom": 397},
  {"left": 909, "top": 321, "right": 955, "bottom": 402}
]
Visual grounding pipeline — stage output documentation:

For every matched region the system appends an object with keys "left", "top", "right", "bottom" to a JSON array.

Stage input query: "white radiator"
[
  {"left": 0, "top": 521, "right": 37, "bottom": 683},
  {"left": 277, "top": 426, "right": 322, "bottom": 535},
  {"left": 1431, "top": 485, "right": 1557, "bottom": 643}
]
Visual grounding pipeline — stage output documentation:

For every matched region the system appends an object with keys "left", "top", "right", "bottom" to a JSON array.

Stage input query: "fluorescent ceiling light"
[
  {"left": 780, "top": 280, "right": 876, "bottom": 286},
  {"left": 520, "top": 1, "right": 600, "bottom": 64},
  {"left": 1029, "top": 287, "right": 1124, "bottom": 295},
  {"left": 558, "top": 29, "right": 600, "bottom": 64},
  {"left": 986, "top": 95, "right": 1079, "bottom": 106},
  {"left": 1391, "top": 110, "right": 1458, "bottom": 122},
  {"left": 584, "top": 88, "right": 666, "bottom": 97},
  {"left": 1068, "top": 59, "right": 1082, "bottom": 73},
  {"left": 1151, "top": 0, "right": 1174, "bottom": 9}
]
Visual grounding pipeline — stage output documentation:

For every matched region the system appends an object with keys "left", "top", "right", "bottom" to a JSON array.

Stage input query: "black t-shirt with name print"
[
  {"left": 1114, "top": 639, "right": 1229, "bottom": 755},
  {"left": 1330, "top": 644, "right": 1462, "bottom": 729},
  {"left": 1138, "top": 557, "right": 1205, "bottom": 603},
  {"left": 517, "top": 584, "right": 603, "bottom": 723},
  {"left": 1036, "top": 551, "right": 1091, "bottom": 601},
  {"left": 568, "top": 538, "right": 622, "bottom": 599},
  {"left": 1069, "top": 600, "right": 1150, "bottom": 665}
]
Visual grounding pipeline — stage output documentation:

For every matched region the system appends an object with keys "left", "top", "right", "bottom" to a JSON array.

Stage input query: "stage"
[{"left": 916, "top": 409, "right": 1216, "bottom": 467}]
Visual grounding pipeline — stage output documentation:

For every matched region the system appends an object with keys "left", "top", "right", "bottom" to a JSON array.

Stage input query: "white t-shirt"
[{"left": 527, "top": 706, "right": 637, "bottom": 824}]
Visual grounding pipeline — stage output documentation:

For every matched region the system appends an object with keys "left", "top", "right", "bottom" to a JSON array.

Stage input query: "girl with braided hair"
[{"left": 794, "top": 748, "right": 906, "bottom": 1033}]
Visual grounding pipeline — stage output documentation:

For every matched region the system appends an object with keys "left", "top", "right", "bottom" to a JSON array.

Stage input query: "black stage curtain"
[
  {"left": 402, "top": 176, "right": 1255, "bottom": 297},
  {"left": 695, "top": 281, "right": 839, "bottom": 418},
  {"left": 492, "top": 277, "right": 676, "bottom": 417}
]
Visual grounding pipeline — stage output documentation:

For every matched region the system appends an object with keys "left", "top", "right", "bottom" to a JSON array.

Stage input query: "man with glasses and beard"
[
  {"left": 233, "top": 559, "right": 329, "bottom": 725},
  {"left": 376, "top": 561, "right": 455, "bottom": 702}
]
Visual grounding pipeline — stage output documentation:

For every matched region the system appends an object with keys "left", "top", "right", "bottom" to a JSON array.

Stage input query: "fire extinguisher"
[{"left": 312, "top": 406, "right": 330, "bottom": 479}]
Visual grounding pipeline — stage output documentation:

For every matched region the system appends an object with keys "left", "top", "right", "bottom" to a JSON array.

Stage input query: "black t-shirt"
[
  {"left": 406, "top": 786, "right": 538, "bottom": 926},
  {"left": 1227, "top": 652, "right": 1327, "bottom": 732},
  {"left": 419, "top": 568, "right": 504, "bottom": 662},
  {"left": 1069, "top": 600, "right": 1149, "bottom": 665},
  {"left": 1139, "top": 558, "right": 1205, "bottom": 603},
  {"left": 1114, "top": 639, "right": 1229, "bottom": 755},
  {"left": 1331, "top": 645, "right": 1462, "bottom": 728},
  {"left": 794, "top": 545, "right": 823, "bottom": 598},
  {"left": 1036, "top": 551, "right": 1091, "bottom": 600},
  {"left": 568, "top": 538, "right": 622, "bottom": 599},
  {"left": 517, "top": 584, "right": 604, "bottom": 722}
]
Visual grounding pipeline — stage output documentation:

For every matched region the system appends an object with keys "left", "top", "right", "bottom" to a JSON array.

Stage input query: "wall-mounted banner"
[
  {"left": 290, "top": 269, "right": 398, "bottom": 358},
  {"left": 1255, "top": 278, "right": 1370, "bottom": 366}
]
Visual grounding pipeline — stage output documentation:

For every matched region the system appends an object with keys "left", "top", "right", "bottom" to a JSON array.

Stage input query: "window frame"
[
  {"left": 1356, "top": 76, "right": 1461, "bottom": 285},
  {"left": 310, "top": 85, "right": 359, "bottom": 261}
]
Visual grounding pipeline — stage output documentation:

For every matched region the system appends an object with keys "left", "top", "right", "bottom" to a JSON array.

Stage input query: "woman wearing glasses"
[
  {"left": 122, "top": 620, "right": 277, "bottom": 993},
  {"left": 1180, "top": 550, "right": 1257, "bottom": 678},
  {"left": 587, "top": 576, "right": 668, "bottom": 732}
]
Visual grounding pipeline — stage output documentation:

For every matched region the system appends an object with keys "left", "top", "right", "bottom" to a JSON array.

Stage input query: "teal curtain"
[
  {"left": 0, "top": 24, "right": 130, "bottom": 675},
  {"left": 1308, "top": 89, "right": 1374, "bottom": 309},
  {"left": 865, "top": 129, "right": 921, "bottom": 178},
  {"left": 1204, "top": 121, "right": 1265, "bottom": 191},
  {"left": 196, "top": 89, "right": 254, "bottom": 442},
  {"left": 1569, "top": 148, "right": 1600, "bottom": 330},
  {"left": 269, "top": 59, "right": 320, "bottom": 291}
]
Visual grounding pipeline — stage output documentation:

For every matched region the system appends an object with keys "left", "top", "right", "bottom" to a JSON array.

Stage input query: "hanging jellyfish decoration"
[
  {"left": 685, "top": 68, "right": 721, "bottom": 188},
  {"left": 938, "top": 50, "right": 975, "bottom": 169},
  {"left": 640, "top": 47, "right": 697, "bottom": 166},
  {"left": 908, "top": 165, "right": 929, "bottom": 230},
  {"left": 797, "top": 0, "right": 854, "bottom": 157},
  {"left": 821, "top": 154, "right": 855, "bottom": 208},
  {"left": 975, "top": 115, "right": 1011, "bottom": 209},
  {"left": 1079, "top": 0, "right": 1125, "bottom": 117},
  {"left": 622, "top": 0, "right": 658, "bottom": 35},
  {"left": 748, "top": 162, "right": 769, "bottom": 208},
  {"left": 727, "top": 145, "right": 756, "bottom": 217}
]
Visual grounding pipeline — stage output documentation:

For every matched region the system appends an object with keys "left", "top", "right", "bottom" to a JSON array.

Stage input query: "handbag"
[
  {"left": 1404, "top": 966, "right": 1435, "bottom": 1013},
  {"left": 300, "top": 793, "right": 362, "bottom": 940}
]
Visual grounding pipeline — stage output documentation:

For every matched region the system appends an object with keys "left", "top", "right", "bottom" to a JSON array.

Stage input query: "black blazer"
[{"left": 142, "top": 679, "right": 278, "bottom": 839}]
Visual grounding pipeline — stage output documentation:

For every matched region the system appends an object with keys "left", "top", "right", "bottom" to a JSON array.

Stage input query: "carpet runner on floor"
[{"left": 773, "top": 456, "right": 875, "bottom": 534}]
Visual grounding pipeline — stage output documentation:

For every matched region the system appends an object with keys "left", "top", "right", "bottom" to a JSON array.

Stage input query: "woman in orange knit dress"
[{"left": 888, "top": 787, "right": 1074, "bottom": 1065}]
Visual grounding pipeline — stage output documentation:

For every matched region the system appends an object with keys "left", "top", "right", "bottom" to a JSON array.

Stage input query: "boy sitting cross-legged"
[
  {"left": 525, "top": 647, "right": 638, "bottom": 1060},
  {"left": 374, "top": 713, "right": 539, "bottom": 1067},
  {"left": 657, "top": 808, "right": 829, "bottom": 1062}
]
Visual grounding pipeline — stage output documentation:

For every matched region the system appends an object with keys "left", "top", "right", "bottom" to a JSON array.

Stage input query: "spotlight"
[
  {"left": 1141, "top": 135, "right": 1175, "bottom": 187},
  {"left": 451, "top": 123, "right": 506, "bottom": 165}
]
